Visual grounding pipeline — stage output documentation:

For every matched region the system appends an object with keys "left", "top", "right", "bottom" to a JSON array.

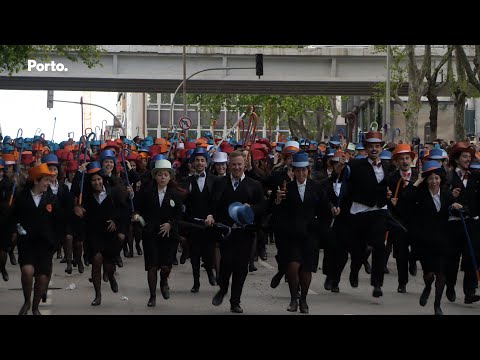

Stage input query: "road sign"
[{"left": 178, "top": 116, "right": 192, "bottom": 131}]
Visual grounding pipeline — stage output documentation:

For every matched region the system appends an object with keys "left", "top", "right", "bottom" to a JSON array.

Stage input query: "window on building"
[{"left": 424, "top": 122, "right": 431, "bottom": 143}]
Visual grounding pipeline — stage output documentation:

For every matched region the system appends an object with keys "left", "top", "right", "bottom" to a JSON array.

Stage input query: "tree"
[
  {"left": 424, "top": 45, "right": 453, "bottom": 141},
  {"left": 0, "top": 45, "right": 104, "bottom": 75},
  {"left": 455, "top": 45, "right": 480, "bottom": 93}
]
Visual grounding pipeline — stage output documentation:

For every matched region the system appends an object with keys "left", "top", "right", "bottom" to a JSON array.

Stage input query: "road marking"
[
  {"left": 308, "top": 289, "right": 317, "bottom": 295},
  {"left": 258, "top": 260, "right": 274, "bottom": 269}
]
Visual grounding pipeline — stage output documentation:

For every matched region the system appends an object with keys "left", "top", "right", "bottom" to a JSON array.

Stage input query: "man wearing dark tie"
[
  {"left": 206, "top": 150, "right": 266, "bottom": 313},
  {"left": 184, "top": 148, "right": 218, "bottom": 293},
  {"left": 347, "top": 131, "right": 389, "bottom": 298}
]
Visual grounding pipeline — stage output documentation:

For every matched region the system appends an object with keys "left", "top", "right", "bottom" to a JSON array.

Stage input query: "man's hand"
[
  {"left": 452, "top": 188, "right": 461, "bottom": 198},
  {"left": 331, "top": 207, "right": 341, "bottom": 216},
  {"left": 74, "top": 205, "right": 86, "bottom": 218},
  {"left": 107, "top": 220, "right": 117, "bottom": 232},
  {"left": 205, "top": 215, "right": 215, "bottom": 226}
]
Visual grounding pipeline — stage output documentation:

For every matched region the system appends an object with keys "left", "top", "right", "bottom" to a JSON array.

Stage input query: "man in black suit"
[
  {"left": 347, "top": 131, "right": 389, "bottom": 298},
  {"left": 184, "top": 148, "right": 218, "bottom": 293},
  {"left": 387, "top": 144, "right": 419, "bottom": 293},
  {"left": 206, "top": 150, "right": 266, "bottom": 313}
]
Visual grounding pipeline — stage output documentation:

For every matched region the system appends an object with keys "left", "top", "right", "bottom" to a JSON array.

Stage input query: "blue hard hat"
[
  {"left": 41, "top": 154, "right": 59, "bottom": 165},
  {"left": 190, "top": 147, "right": 210, "bottom": 163},
  {"left": 428, "top": 148, "right": 443, "bottom": 160},
  {"left": 379, "top": 150, "right": 392, "bottom": 160},
  {"left": 228, "top": 202, "right": 254, "bottom": 227},
  {"left": 292, "top": 151, "right": 309, "bottom": 168}
]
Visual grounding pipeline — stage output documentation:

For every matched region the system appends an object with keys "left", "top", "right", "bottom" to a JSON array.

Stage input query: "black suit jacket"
[
  {"left": 184, "top": 173, "right": 219, "bottom": 220},
  {"left": 447, "top": 169, "right": 480, "bottom": 218},
  {"left": 348, "top": 157, "right": 388, "bottom": 208},
  {"left": 211, "top": 175, "right": 266, "bottom": 227}
]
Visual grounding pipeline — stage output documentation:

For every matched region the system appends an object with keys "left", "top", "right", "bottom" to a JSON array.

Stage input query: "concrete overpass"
[{"left": 0, "top": 45, "right": 463, "bottom": 95}]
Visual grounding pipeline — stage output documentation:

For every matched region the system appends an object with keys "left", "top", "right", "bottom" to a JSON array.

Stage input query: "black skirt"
[
  {"left": 17, "top": 236, "right": 54, "bottom": 276},
  {"left": 285, "top": 233, "right": 320, "bottom": 273},
  {"left": 86, "top": 230, "right": 121, "bottom": 262},
  {"left": 142, "top": 229, "right": 177, "bottom": 270}
]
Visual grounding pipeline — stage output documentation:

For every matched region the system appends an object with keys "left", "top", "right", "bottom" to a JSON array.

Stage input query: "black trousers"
[
  {"left": 328, "top": 216, "right": 351, "bottom": 286},
  {"left": 218, "top": 228, "right": 253, "bottom": 306},
  {"left": 189, "top": 228, "right": 215, "bottom": 281},
  {"left": 351, "top": 211, "right": 387, "bottom": 287},
  {"left": 447, "top": 220, "right": 479, "bottom": 297},
  {"left": 390, "top": 228, "right": 411, "bottom": 286},
  {"left": 273, "top": 229, "right": 288, "bottom": 274}
]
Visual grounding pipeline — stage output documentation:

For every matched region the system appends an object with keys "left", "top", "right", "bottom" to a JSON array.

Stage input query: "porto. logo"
[{"left": 28, "top": 60, "right": 68, "bottom": 72}]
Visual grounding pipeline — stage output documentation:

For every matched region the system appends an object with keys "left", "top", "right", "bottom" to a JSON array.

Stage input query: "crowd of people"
[{"left": 0, "top": 127, "right": 479, "bottom": 315}]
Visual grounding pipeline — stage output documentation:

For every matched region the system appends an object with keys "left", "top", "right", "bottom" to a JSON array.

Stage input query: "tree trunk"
[
  {"left": 453, "top": 90, "right": 466, "bottom": 141},
  {"left": 427, "top": 94, "right": 439, "bottom": 141}
]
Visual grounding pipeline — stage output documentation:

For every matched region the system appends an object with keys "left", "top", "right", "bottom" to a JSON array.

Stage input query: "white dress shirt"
[
  {"left": 297, "top": 180, "right": 306, "bottom": 202},
  {"left": 430, "top": 189, "right": 441, "bottom": 212},
  {"left": 455, "top": 167, "right": 469, "bottom": 188},
  {"left": 195, "top": 171, "right": 206, "bottom": 192},
  {"left": 158, "top": 187, "right": 167, "bottom": 207},
  {"left": 350, "top": 158, "right": 387, "bottom": 214},
  {"left": 50, "top": 179, "right": 59, "bottom": 195},
  {"left": 64, "top": 179, "right": 73, "bottom": 191},
  {"left": 94, "top": 186, "right": 107, "bottom": 205},
  {"left": 368, "top": 158, "right": 384, "bottom": 183},
  {"left": 31, "top": 191, "right": 43, "bottom": 207},
  {"left": 231, "top": 173, "right": 246, "bottom": 191},
  {"left": 333, "top": 181, "right": 342, "bottom": 197}
]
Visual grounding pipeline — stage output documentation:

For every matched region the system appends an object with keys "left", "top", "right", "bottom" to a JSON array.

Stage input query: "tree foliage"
[{"left": 0, "top": 45, "right": 104, "bottom": 75}]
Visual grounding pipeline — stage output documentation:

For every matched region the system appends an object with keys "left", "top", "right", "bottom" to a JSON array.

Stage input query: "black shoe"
[
  {"left": 212, "top": 290, "right": 226, "bottom": 306},
  {"left": 349, "top": 272, "right": 359, "bottom": 288},
  {"left": 419, "top": 286, "right": 431, "bottom": 306},
  {"left": 372, "top": 286, "right": 383, "bottom": 298},
  {"left": 147, "top": 296, "right": 156, "bottom": 307},
  {"left": 324, "top": 277, "right": 333, "bottom": 291},
  {"left": 72, "top": 259, "right": 77, "bottom": 267},
  {"left": 409, "top": 262, "right": 417, "bottom": 276},
  {"left": 446, "top": 287, "right": 456, "bottom": 302},
  {"left": 397, "top": 285, "right": 406, "bottom": 293},
  {"left": 9, "top": 251, "right": 17, "bottom": 266},
  {"left": 1, "top": 269, "right": 8, "bottom": 282},
  {"left": 331, "top": 285, "right": 340, "bottom": 293},
  {"left": 18, "top": 302, "right": 31, "bottom": 315},
  {"left": 191, "top": 283, "right": 200, "bottom": 293},
  {"left": 207, "top": 272, "right": 216, "bottom": 286},
  {"left": 230, "top": 305, "right": 243, "bottom": 313},
  {"left": 270, "top": 272, "right": 283, "bottom": 289},
  {"left": 103, "top": 271, "right": 109, "bottom": 282},
  {"left": 299, "top": 299, "right": 309, "bottom": 314},
  {"left": 434, "top": 305, "right": 443, "bottom": 315},
  {"left": 136, "top": 245, "right": 143, "bottom": 256},
  {"left": 464, "top": 294, "right": 480, "bottom": 304},
  {"left": 91, "top": 296, "right": 101, "bottom": 306},
  {"left": 116, "top": 256, "right": 123, "bottom": 268},
  {"left": 363, "top": 261, "right": 371, "bottom": 274},
  {"left": 83, "top": 257, "right": 90, "bottom": 267},
  {"left": 248, "top": 262, "right": 257, "bottom": 272},
  {"left": 109, "top": 276, "right": 119, "bottom": 293},
  {"left": 65, "top": 264, "right": 73, "bottom": 274},
  {"left": 60, "top": 258, "right": 67, "bottom": 263},
  {"left": 56, "top": 252, "right": 63, "bottom": 259},
  {"left": 124, "top": 250, "right": 133, "bottom": 258},
  {"left": 160, "top": 284, "right": 170, "bottom": 299},
  {"left": 287, "top": 299, "right": 298, "bottom": 312},
  {"left": 384, "top": 266, "right": 390, "bottom": 274},
  {"left": 77, "top": 261, "right": 84, "bottom": 274},
  {"left": 259, "top": 252, "right": 267, "bottom": 261},
  {"left": 41, "top": 293, "right": 47, "bottom": 303},
  {"left": 172, "top": 257, "right": 178, "bottom": 266}
]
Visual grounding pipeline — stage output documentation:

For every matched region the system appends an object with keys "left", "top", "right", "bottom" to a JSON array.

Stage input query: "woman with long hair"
[
  {"left": 73, "top": 162, "right": 129, "bottom": 306},
  {"left": 401, "top": 160, "right": 461, "bottom": 315}
]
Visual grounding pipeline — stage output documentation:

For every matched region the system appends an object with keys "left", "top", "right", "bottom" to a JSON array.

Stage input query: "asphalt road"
[{"left": 0, "top": 244, "right": 479, "bottom": 315}]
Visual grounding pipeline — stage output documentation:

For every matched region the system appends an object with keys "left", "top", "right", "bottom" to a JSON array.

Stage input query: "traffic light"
[
  {"left": 256, "top": 54, "right": 263, "bottom": 78},
  {"left": 47, "top": 90, "right": 54, "bottom": 109}
]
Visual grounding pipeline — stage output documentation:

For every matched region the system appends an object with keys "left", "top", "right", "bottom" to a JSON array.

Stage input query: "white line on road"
[{"left": 308, "top": 289, "right": 318, "bottom": 295}]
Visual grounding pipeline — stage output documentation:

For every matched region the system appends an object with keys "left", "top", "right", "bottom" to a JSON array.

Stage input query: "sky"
[{"left": 0, "top": 90, "right": 118, "bottom": 143}]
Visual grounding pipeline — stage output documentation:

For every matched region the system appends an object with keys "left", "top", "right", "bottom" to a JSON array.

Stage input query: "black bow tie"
[{"left": 195, "top": 173, "right": 206, "bottom": 179}]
